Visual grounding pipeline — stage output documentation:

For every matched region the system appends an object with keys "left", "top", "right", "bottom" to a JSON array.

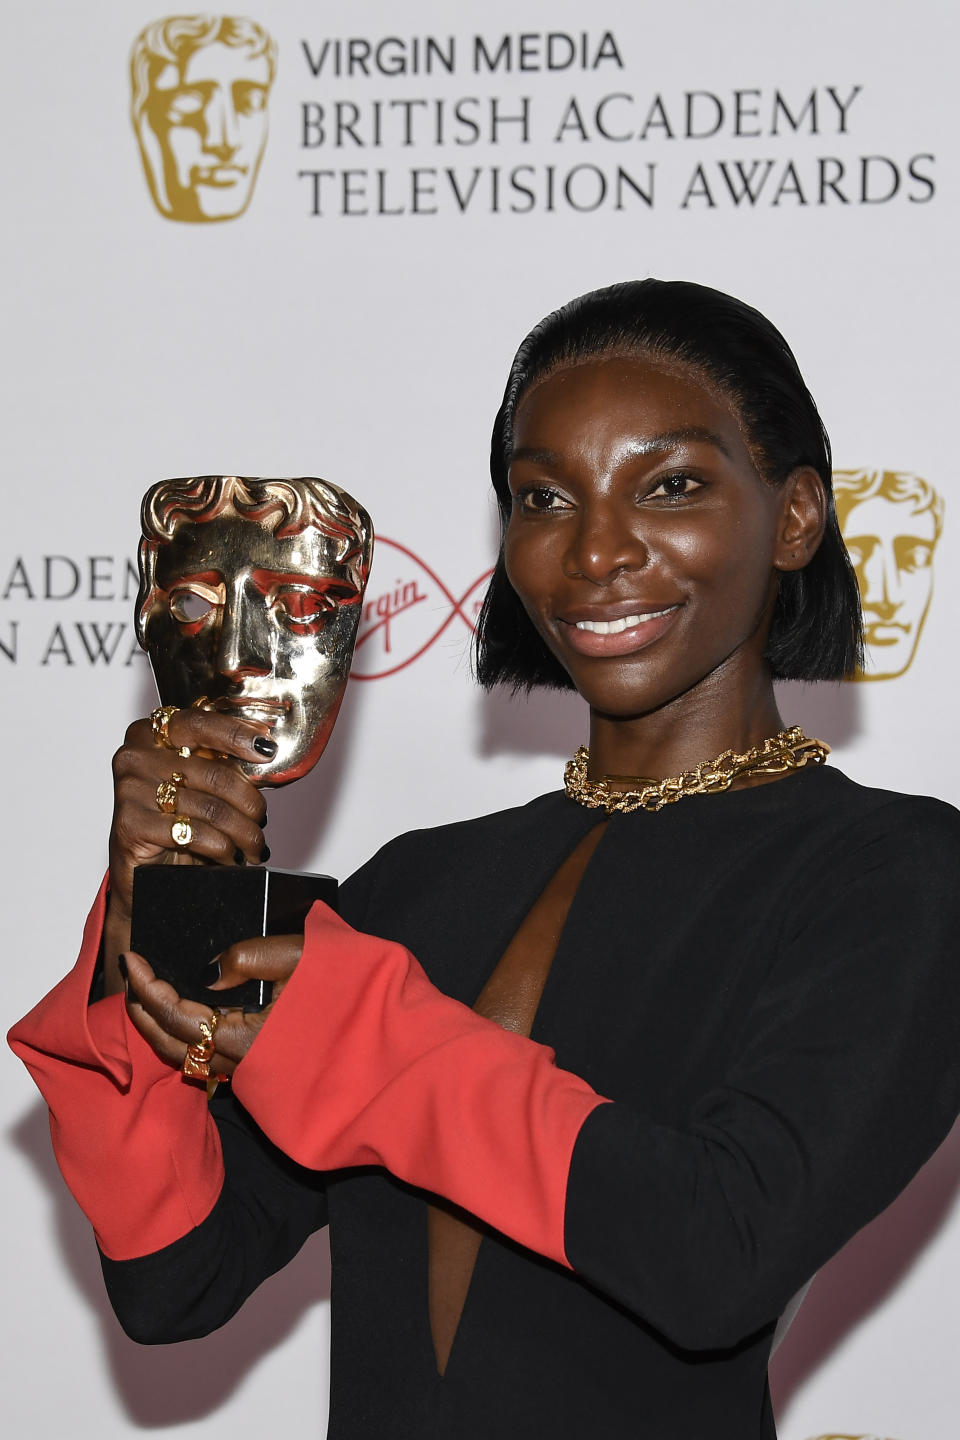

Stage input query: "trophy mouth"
[{"left": 209, "top": 695, "right": 292, "bottom": 724}]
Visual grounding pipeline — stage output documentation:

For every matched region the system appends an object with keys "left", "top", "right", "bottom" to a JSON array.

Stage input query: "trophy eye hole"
[
  {"left": 170, "top": 590, "right": 216, "bottom": 624},
  {"left": 236, "top": 82, "right": 268, "bottom": 117},
  {"left": 273, "top": 586, "right": 331, "bottom": 626},
  {"left": 897, "top": 540, "right": 933, "bottom": 573},
  {"left": 166, "top": 89, "right": 207, "bottom": 124},
  {"left": 271, "top": 582, "right": 360, "bottom": 629}
]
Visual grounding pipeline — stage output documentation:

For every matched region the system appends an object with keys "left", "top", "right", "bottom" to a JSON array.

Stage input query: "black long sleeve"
[
  {"left": 565, "top": 797, "right": 960, "bottom": 1347},
  {"left": 100, "top": 1088, "right": 328, "bottom": 1343}
]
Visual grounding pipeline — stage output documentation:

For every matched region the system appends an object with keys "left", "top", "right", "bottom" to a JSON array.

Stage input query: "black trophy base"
[{"left": 130, "top": 865, "right": 338, "bottom": 1011}]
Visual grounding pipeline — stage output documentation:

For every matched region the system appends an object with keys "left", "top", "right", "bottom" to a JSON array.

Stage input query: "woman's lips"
[{"left": 559, "top": 604, "right": 682, "bottom": 658}]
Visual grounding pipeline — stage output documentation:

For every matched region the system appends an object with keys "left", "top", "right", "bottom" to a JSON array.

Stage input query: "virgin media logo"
[{"left": 352, "top": 537, "right": 493, "bottom": 680}]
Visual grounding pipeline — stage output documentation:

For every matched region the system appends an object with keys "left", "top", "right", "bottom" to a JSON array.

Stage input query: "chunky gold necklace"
[{"left": 564, "top": 725, "right": 829, "bottom": 815}]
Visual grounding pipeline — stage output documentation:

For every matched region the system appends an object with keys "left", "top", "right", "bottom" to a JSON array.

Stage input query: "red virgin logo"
[{"left": 351, "top": 537, "right": 494, "bottom": 680}]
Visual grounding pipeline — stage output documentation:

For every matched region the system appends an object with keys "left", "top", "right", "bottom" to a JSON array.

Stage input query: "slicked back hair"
[{"left": 475, "top": 279, "right": 863, "bottom": 691}]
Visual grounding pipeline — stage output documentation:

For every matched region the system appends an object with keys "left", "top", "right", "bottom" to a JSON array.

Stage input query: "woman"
[{"left": 11, "top": 280, "right": 960, "bottom": 1439}]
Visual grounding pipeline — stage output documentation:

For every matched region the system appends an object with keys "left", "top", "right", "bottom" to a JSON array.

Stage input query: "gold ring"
[
  {"left": 182, "top": 1011, "right": 219, "bottom": 1080},
  {"left": 150, "top": 704, "right": 181, "bottom": 751},
  {"left": 155, "top": 772, "right": 184, "bottom": 813},
  {"left": 171, "top": 815, "right": 193, "bottom": 847}
]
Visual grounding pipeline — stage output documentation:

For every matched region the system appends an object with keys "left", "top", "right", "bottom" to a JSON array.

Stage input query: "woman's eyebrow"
[
  {"left": 509, "top": 427, "right": 734, "bottom": 468},
  {"left": 508, "top": 445, "right": 563, "bottom": 467},
  {"left": 625, "top": 426, "right": 735, "bottom": 459}
]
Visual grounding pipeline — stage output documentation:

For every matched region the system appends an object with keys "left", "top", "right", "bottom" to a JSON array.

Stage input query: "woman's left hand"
[{"left": 122, "top": 934, "right": 303, "bottom": 1079}]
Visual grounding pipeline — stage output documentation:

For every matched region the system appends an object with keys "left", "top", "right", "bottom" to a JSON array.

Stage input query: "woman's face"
[{"left": 504, "top": 354, "right": 798, "bottom": 720}]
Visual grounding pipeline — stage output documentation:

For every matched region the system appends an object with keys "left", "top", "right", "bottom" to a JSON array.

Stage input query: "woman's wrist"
[{"left": 103, "top": 893, "right": 132, "bottom": 995}]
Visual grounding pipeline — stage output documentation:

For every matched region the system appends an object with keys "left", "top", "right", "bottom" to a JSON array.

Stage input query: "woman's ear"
[{"left": 773, "top": 466, "right": 828, "bottom": 572}]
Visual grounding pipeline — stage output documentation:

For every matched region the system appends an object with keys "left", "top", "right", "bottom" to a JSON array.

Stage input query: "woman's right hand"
[{"left": 104, "top": 707, "right": 272, "bottom": 990}]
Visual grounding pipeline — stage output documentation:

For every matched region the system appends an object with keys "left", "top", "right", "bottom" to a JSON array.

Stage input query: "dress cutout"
[{"left": 427, "top": 822, "right": 606, "bottom": 1374}]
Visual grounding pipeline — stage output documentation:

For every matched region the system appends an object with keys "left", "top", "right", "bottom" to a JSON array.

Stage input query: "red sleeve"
[
  {"left": 7, "top": 877, "right": 224, "bottom": 1261},
  {"left": 231, "top": 901, "right": 609, "bottom": 1267}
]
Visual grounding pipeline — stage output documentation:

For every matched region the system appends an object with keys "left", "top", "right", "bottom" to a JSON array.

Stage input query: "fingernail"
[
  {"left": 234, "top": 848, "right": 246, "bottom": 866},
  {"left": 253, "top": 736, "right": 277, "bottom": 758},
  {"left": 261, "top": 845, "right": 271, "bottom": 863},
  {"left": 118, "top": 955, "right": 128, "bottom": 982},
  {"left": 257, "top": 813, "right": 268, "bottom": 829}
]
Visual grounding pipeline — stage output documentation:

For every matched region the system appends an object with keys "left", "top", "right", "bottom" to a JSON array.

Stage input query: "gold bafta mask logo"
[
  {"left": 834, "top": 469, "right": 944, "bottom": 681},
  {"left": 130, "top": 15, "right": 277, "bottom": 222}
]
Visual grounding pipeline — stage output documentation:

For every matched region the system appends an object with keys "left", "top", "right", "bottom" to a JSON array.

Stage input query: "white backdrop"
[{"left": 3, "top": 3, "right": 958, "bottom": 1436}]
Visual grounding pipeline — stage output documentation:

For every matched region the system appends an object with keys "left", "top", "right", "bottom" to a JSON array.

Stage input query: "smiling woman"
[
  {"left": 477, "top": 281, "right": 860, "bottom": 784},
  {"left": 505, "top": 358, "right": 821, "bottom": 743},
  {"left": 9, "top": 282, "right": 960, "bottom": 1440},
  {"left": 479, "top": 279, "right": 861, "bottom": 697}
]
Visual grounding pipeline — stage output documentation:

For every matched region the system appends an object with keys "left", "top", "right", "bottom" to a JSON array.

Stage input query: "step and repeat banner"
[{"left": 2, "top": 3, "right": 957, "bottom": 1437}]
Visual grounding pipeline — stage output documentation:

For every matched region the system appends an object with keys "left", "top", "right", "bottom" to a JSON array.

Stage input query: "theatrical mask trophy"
[{"left": 130, "top": 475, "right": 373, "bottom": 1010}]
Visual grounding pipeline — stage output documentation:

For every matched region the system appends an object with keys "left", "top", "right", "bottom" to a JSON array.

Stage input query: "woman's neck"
[{"left": 587, "top": 672, "right": 785, "bottom": 782}]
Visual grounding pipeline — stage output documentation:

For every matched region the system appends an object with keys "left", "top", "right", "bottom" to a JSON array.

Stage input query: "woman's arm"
[
  {"left": 8, "top": 883, "right": 329, "bottom": 1341},
  {"left": 563, "top": 797, "right": 960, "bottom": 1347},
  {"left": 99, "top": 1088, "right": 327, "bottom": 1344},
  {"left": 7, "top": 700, "right": 326, "bottom": 1339},
  {"left": 6, "top": 833, "right": 394, "bottom": 1339},
  {"left": 8, "top": 880, "right": 225, "bottom": 1259},
  {"left": 226, "top": 796, "right": 960, "bottom": 1351},
  {"left": 230, "top": 900, "right": 607, "bottom": 1268},
  {"left": 10, "top": 700, "right": 274, "bottom": 1253}
]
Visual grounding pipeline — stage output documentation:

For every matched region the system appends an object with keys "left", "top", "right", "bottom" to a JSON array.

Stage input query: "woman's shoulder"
[
  {"left": 338, "top": 790, "right": 580, "bottom": 925},
  {"left": 763, "top": 764, "right": 960, "bottom": 900},
  {"left": 356, "top": 789, "right": 574, "bottom": 872},
  {"left": 802, "top": 764, "right": 960, "bottom": 840},
  {"left": 711, "top": 760, "right": 960, "bottom": 836}
]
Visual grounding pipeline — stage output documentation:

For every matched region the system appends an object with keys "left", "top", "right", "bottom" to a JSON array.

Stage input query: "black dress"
[{"left": 97, "top": 765, "right": 960, "bottom": 1439}]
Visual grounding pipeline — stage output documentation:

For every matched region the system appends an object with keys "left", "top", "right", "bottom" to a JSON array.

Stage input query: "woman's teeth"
[{"left": 574, "top": 609, "right": 672, "bottom": 634}]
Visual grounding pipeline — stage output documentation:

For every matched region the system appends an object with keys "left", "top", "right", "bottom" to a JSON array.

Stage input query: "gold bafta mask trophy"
[
  {"left": 130, "top": 16, "right": 277, "bottom": 223},
  {"left": 834, "top": 468, "right": 944, "bottom": 681},
  {"left": 130, "top": 475, "right": 373, "bottom": 1009}
]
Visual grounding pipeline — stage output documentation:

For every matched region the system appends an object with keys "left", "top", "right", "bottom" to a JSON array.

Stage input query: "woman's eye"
[
  {"left": 647, "top": 473, "right": 703, "bottom": 501},
  {"left": 516, "top": 486, "right": 569, "bottom": 513}
]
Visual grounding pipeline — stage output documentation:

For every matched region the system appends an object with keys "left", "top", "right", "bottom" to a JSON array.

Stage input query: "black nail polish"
[
  {"left": 234, "top": 848, "right": 246, "bottom": 866},
  {"left": 261, "top": 845, "right": 271, "bottom": 863},
  {"left": 258, "top": 813, "right": 268, "bottom": 828},
  {"left": 253, "top": 736, "right": 277, "bottom": 758},
  {"left": 117, "top": 955, "right": 128, "bottom": 982}
]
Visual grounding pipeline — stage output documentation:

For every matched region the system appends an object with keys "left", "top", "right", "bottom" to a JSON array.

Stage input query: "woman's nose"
[{"left": 562, "top": 503, "right": 648, "bottom": 584}]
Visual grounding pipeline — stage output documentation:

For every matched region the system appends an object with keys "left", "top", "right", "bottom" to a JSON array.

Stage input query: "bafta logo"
[
  {"left": 130, "top": 15, "right": 277, "bottom": 222},
  {"left": 835, "top": 468, "right": 944, "bottom": 681}
]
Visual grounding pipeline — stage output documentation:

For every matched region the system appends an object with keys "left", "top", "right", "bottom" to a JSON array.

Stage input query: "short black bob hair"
[{"left": 474, "top": 278, "right": 863, "bottom": 690}]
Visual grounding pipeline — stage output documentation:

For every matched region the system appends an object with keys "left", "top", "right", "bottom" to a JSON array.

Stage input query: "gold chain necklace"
[{"left": 564, "top": 725, "right": 829, "bottom": 815}]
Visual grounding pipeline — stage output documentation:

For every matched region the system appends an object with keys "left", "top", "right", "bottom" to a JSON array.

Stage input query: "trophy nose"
[
  {"left": 860, "top": 539, "right": 903, "bottom": 620},
  {"left": 217, "top": 583, "right": 273, "bottom": 679},
  {"left": 203, "top": 86, "right": 241, "bottom": 162}
]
